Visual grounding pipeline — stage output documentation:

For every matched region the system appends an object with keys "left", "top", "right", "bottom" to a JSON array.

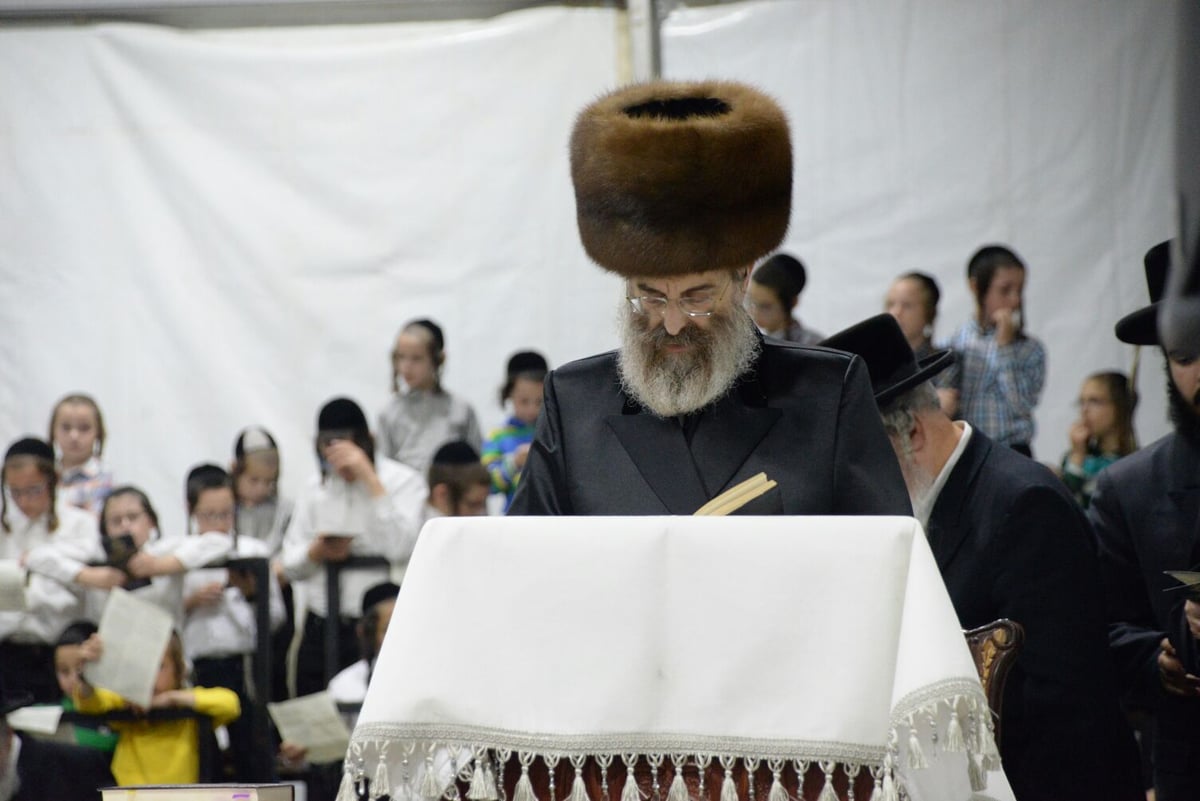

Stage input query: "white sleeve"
[
  {"left": 281, "top": 490, "right": 320, "bottom": 583},
  {"left": 357, "top": 463, "right": 428, "bottom": 565},
  {"left": 166, "top": 532, "right": 234, "bottom": 569}
]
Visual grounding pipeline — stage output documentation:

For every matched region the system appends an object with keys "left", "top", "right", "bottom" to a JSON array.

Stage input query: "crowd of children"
[{"left": 1, "top": 257, "right": 1144, "bottom": 797}]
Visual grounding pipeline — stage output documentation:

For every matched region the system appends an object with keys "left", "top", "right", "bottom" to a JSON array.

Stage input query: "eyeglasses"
[
  {"left": 8, "top": 483, "right": 49, "bottom": 501},
  {"left": 627, "top": 279, "right": 733, "bottom": 319},
  {"left": 195, "top": 509, "right": 234, "bottom": 525}
]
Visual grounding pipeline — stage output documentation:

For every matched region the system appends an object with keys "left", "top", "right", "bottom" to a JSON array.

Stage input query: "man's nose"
[{"left": 662, "top": 302, "right": 689, "bottom": 336}]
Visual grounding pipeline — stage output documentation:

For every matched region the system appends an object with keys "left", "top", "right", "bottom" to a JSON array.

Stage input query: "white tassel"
[
  {"left": 967, "top": 753, "right": 986, "bottom": 792},
  {"left": 514, "top": 763, "right": 536, "bottom": 801},
  {"left": 666, "top": 756, "right": 688, "bottom": 801},
  {"left": 906, "top": 716, "right": 928, "bottom": 771},
  {"left": 944, "top": 699, "right": 965, "bottom": 753},
  {"left": 621, "top": 756, "right": 642, "bottom": 801},
  {"left": 719, "top": 762, "right": 737, "bottom": 801},
  {"left": 336, "top": 769, "right": 357, "bottom": 801},
  {"left": 817, "top": 762, "right": 837, "bottom": 801},
  {"left": 881, "top": 772, "right": 898, "bottom": 801},
  {"left": 373, "top": 757, "right": 393, "bottom": 800},
  {"left": 570, "top": 762, "right": 590, "bottom": 801},
  {"left": 767, "top": 760, "right": 787, "bottom": 801},
  {"left": 420, "top": 756, "right": 443, "bottom": 801},
  {"left": 867, "top": 766, "right": 883, "bottom": 801},
  {"left": 469, "top": 755, "right": 498, "bottom": 801},
  {"left": 979, "top": 715, "right": 1001, "bottom": 771}
]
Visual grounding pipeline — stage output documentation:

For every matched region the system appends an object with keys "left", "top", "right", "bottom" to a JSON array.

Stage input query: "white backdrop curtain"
[{"left": 0, "top": 0, "right": 1177, "bottom": 537}]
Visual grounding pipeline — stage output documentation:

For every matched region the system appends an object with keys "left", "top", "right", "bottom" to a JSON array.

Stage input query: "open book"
[
  {"left": 694, "top": 472, "right": 780, "bottom": 516},
  {"left": 1164, "top": 570, "right": 1200, "bottom": 600}
]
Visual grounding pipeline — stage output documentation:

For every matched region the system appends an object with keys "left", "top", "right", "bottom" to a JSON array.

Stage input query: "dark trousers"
[
  {"left": 193, "top": 654, "right": 274, "bottom": 782},
  {"left": 0, "top": 641, "right": 59, "bottom": 704},
  {"left": 295, "top": 613, "right": 359, "bottom": 698}
]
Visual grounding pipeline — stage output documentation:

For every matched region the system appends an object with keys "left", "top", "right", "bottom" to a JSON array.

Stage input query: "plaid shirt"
[
  {"left": 938, "top": 319, "right": 1045, "bottom": 447},
  {"left": 60, "top": 455, "right": 113, "bottom": 516}
]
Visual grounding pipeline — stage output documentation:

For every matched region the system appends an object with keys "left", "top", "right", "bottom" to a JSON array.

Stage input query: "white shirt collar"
[{"left": 912, "top": 421, "right": 972, "bottom": 530}]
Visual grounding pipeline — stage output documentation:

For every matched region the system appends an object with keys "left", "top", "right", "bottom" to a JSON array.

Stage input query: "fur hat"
[
  {"left": 570, "top": 80, "right": 792, "bottom": 278},
  {"left": 1115, "top": 241, "right": 1171, "bottom": 346}
]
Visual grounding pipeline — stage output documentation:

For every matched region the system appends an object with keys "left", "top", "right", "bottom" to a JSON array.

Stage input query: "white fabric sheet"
[{"left": 352, "top": 515, "right": 994, "bottom": 800}]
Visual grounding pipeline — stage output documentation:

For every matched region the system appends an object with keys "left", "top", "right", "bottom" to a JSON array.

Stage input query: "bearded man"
[
  {"left": 509, "top": 80, "right": 907, "bottom": 517},
  {"left": 1089, "top": 241, "right": 1200, "bottom": 801},
  {"left": 822, "top": 313, "right": 1142, "bottom": 801}
]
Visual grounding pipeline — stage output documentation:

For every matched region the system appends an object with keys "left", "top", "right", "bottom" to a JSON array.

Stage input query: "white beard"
[
  {"left": 898, "top": 447, "right": 938, "bottom": 529},
  {"left": 616, "top": 302, "right": 760, "bottom": 418}
]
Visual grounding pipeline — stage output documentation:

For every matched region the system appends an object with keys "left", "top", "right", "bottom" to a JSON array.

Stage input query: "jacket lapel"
[
  {"left": 606, "top": 411, "right": 710, "bottom": 514},
  {"left": 690, "top": 390, "right": 782, "bottom": 497},
  {"left": 925, "top": 429, "right": 989, "bottom": 573},
  {"left": 1167, "top": 435, "right": 1200, "bottom": 565}
]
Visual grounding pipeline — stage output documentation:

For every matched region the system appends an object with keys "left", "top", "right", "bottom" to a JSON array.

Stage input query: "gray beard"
[
  {"left": 898, "top": 448, "right": 938, "bottom": 528},
  {"left": 616, "top": 302, "right": 760, "bottom": 418}
]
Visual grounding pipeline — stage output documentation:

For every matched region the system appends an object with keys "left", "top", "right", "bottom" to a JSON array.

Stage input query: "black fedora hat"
[
  {"left": 821, "top": 314, "right": 955, "bottom": 406},
  {"left": 1, "top": 672, "right": 34, "bottom": 716},
  {"left": 1115, "top": 240, "right": 1171, "bottom": 346}
]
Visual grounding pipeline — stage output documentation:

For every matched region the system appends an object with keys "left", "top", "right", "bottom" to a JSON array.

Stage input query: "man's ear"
[
  {"left": 907, "top": 413, "right": 927, "bottom": 455},
  {"left": 429, "top": 483, "right": 450, "bottom": 514}
]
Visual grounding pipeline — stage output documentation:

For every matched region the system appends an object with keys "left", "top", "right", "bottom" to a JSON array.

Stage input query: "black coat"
[
  {"left": 929, "top": 429, "right": 1141, "bottom": 801},
  {"left": 14, "top": 732, "right": 114, "bottom": 801},
  {"left": 509, "top": 340, "right": 910, "bottom": 516},
  {"left": 1090, "top": 432, "right": 1200, "bottom": 796}
]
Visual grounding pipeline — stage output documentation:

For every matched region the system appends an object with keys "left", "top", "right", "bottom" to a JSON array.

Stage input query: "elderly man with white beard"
[
  {"left": 821, "top": 313, "right": 1142, "bottom": 801},
  {"left": 509, "top": 80, "right": 908, "bottom": 517}
]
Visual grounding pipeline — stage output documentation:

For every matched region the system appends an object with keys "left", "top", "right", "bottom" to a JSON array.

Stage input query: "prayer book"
[
  {"left": 1164, "top": 570, "right": 1200, "bottom": 600},
  {"left": 100, "top": 785, "right": 293, "bottom": 800}
]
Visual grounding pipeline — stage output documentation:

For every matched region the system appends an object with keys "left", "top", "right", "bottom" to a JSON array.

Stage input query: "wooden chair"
[{"left": 963, "top": 618, "right": 1025, "bottom": 744}]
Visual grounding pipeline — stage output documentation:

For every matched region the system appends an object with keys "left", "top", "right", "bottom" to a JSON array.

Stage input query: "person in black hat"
[
  {"left": 822, "top": 314, "right": 1142, "bottom": 801},
  {"left": 1087, "top": 241, "right": 1200, "bottom": 801},
  {"left": 1, "top": 672, "right": 114, "bottom": 801},
  {"left": 280, "top": 397, "right": 427, "bottom": 698},
  {"left": 426, "top": 441, "right": 490, "bottom": 522},
  {"left": 509, "top": 80, "right": 907, "bottom": 518}
]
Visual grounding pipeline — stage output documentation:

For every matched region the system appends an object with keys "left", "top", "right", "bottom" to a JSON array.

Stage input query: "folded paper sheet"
[{"left": 349, "top": 516, "right": 995, "bottom": 801}]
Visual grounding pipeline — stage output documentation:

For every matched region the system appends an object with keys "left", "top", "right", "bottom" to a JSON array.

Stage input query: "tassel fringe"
[
  {"left": 905, "top": 716, "right": 928, "bottom": 771},
  {"left": 621, "top": 755, "right": 642, "bottom": 801}
]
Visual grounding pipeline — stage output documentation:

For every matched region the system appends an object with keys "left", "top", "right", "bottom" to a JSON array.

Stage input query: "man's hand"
[
  {"left": 1186, "top": 600, "right": 1200, "bottom": 640},
  {"left": 324, "top": 440, "right": 376, "bottom": 483},
  {"left": 185, "top": 581, "right": 226, "bottom": 611},
  {"left": 1158, "top": 637, "right": 1200, "bottom": 696},
  {"left": 308, "top": 535, "right": 354, "bottom": 564},
  {"left": 992, "top": 308, "right": 1019, "bottom": 346}
]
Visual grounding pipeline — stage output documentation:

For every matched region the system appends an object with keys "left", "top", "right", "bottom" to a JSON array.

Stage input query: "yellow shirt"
[{"left": 75, "top": 686, "right": 240, "bottom": 785}]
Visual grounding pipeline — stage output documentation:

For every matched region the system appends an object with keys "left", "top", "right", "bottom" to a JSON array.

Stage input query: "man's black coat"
[
  {"left": 929, "top": 428, "right": 1141, "bottom": 801},
  {"left": 509, "top": 340, "right": 910, "bottom": 516},
  {"left": 1090, "top": 431, "right": 1200, "bottom": 799}
]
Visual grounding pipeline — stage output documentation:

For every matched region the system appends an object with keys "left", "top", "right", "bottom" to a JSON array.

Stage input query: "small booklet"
[
  {"left": 85, "top": 587, "right": 175, "bottom": 708},
  {"left": 100, "top": 784, "right": 293, "bottom": 800},
  {"left": 267, "top": 692, "right": 351, "bottom": 764},
  {"left": 1164, "top": 570, "right": 1200, "bottom": 600},
  {"left": 102, "top": 534, "right": 151, "bottom": 591}
]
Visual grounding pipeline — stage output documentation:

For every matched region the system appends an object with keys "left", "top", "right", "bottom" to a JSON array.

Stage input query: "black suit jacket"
[
  {"left": 509, "top": 340, "right": 910, "bottom": 516},
  {"left": 928, "top": 429, "right": 1141, "bottom": 801},
  {"left": 1089, "top": 432, "right": 1200, "bottom": 784},
  {"left": 14, "top": 733, "right": 113, "bottom": 801}
]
